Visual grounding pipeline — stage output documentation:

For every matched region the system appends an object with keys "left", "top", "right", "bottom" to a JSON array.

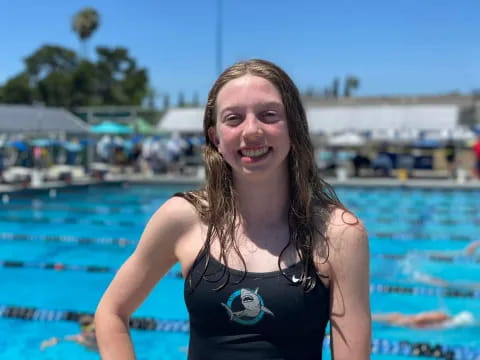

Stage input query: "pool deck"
[{"left": 1, "top": 173, "right": 480, "bottom": 194}]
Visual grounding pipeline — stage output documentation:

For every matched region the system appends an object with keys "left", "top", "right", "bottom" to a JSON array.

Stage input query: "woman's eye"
[
  {"left": 262, "top": 111, "right": 278, "bottom": 122},
  {"left": 224, "top": 114, "right": 241, "bottom": 124}
]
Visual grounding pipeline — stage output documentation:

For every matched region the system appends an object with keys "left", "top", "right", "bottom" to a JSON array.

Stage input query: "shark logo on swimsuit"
[{"left": 221, "top": 288, "right": 274, "bottom": 325}]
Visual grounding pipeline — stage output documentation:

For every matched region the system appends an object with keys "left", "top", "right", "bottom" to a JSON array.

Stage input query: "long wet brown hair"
[{"left": 184, "top": 59, "right": 347, "bottom": 290}]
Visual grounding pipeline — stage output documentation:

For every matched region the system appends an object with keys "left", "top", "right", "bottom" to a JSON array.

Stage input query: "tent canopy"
[
  {"left": 157, "top": 108, "right": 204, "bottom": 133},
  {"left": 0, "top": 105, "right": 90, "bottom": 134},
  {"left": 327, "top": 132, "right": 366, "bottom": 147},
  {"left": 90, "top": 121, "right": 133, "bottom": 135},
  {"left": 307, "top": 105, "right": 459, "bottom": 135},
  {"left": 129, "top": 117, "right": 162, "bottom": 135}
]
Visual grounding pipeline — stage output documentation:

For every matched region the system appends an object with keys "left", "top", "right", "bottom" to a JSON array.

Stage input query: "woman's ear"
[{"left": 208, "top": 127, "right": 220, "bottom": 148}]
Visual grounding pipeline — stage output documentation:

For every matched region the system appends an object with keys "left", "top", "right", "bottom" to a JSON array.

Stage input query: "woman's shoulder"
[
  {"left": 323, "top": 206, "right": 368, "bottom": 259},
  {"left": 326, "top": 206, "right": 365, "bottom": 230},
  {"left": 143, "top": 193, "right": 204, "bottom": 239}
]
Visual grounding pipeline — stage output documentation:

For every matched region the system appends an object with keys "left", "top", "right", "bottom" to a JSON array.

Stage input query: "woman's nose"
[{"left": 242, "top": 114, "right": 263, "bottom": 138}]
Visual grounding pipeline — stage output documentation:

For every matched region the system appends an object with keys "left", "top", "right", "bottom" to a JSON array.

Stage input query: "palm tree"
[
  {"left": 343, "top": 75, "right": 360, "bottom": 97},
  {"left": 72, "top": 8, "right": 100, "bottom": 59}
]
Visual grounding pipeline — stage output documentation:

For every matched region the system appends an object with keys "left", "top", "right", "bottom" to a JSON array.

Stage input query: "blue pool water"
[{"left": 0, "top": 183, "right": 479, "bottom": 359}]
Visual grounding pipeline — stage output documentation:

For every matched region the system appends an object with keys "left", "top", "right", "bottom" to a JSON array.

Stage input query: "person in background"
[
  {"left": 473, "top": 133, "right": 480, "bottom": 179},
  {"left": 372, "top": 151, "right": 393, "bottom": 177},
  {"left": 95, "top": 59, "right": 371, "bottom": 360},
  {"left": 352, "top": 151, "right": 371, "bottom": 177},
  {"left": 40, "top": 315, "right": 97, "bottom": 351},
  {"left": 464, "top": 240, "right": 480, "bottom": 256},
  {"left": 404, "top": 240, "right": 480, "bottom": 288},
  {"left": 0, "top": 148, "right": 4, "bottom": 183},
  {"left": 444, "top": 139, "right": 456, "bottom": 178},
  {"left": 372, "top": 310, "right": 475, "bottom": 329}
]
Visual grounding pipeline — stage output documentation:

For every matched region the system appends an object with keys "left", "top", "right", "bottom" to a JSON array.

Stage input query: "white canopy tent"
[
  {"left": 306, "top": 105, "right": 459, "bottom": 135},
  {"left": 421, "top": 127, "right": 477, "bottom": 142},
  {"left": 0, "top": 105, "right": 90, "bottom": 134},
  {"left": 156, "top": 108, "right": 204, "bottom": 134},
  {"left": 327, "top": 132, "right": 367, "bottom": 147}
]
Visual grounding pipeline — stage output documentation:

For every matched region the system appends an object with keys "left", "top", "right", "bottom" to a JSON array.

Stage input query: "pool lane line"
[
  {"left": 1, "top": 231, "right": 477, "bottom": 247},
  {"left": 1, "top": 259, "right": 479, "bottom": 299},
  {"left": 0, "top": 305, "right": 188, "bottom": 332},
  {"left": 2, "top": 252, "right": 478, "bottom": 277},
  {"left": 4, "top": 207, "right": 480, "bottom": 226},
  {"left": 0, "top": 305, "right": 477, "bottom": 359},
  {"left": 0, "top": 233, "right": 135, "bottom": 246},
  {"left": 372, "top": 232, "right": 474, "bottom": 242},
  {"left": 0, "top": 204, "right": 150, "bottom": 215},
  {"left": 4, "top": 203, "right": 479, "bottom": 224},
  {"left": 0, "top": 215, "right": 144, "bottom": 227},
  {"left": 369, "top": 283, "right": 480, "bottom": 299},
  {"left": 0, "top": 259, "right": 182, "bottom": 278},
  {"left": 371, "top": 253, "right": 480, "bottom": 264}
]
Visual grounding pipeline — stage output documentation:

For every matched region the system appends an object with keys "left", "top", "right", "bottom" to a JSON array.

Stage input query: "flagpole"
[{"left": 216, "top": 0, "right": 222, "bottom": 75}]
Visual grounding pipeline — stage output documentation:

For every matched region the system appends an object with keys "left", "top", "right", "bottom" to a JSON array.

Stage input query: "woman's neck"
[{"left": 233, "top": 171, "right": 290, "bottom": 227}]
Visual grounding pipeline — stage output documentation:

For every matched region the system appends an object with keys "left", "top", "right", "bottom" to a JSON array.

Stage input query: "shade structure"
[
  {"left": 7, "top": 140, "right": 29, "bottom": 151},
  {"left": 129, "top": 117, "right": 159, "bottom": 135},
  {"left": 31, "top": 139, "right": 56, "bottom": 147},
  {"left": 157, "top": 108, "right": 204, "bottom": 133},
  {"left": 327, "top": 132, "right": 366, "bottom": 147},
  {"left": 307, "top": 105, "right": 459, "bottom": 135},
  {"left": 90, "top": 121, "right": 133, "bottom": 135},
  {"left": 0, "top": 105, "right": 89, "bottom": 134}
]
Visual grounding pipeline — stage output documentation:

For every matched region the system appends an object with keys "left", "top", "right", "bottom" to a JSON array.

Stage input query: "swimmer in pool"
[
  {"left": 372, "top": 310, "right": 475, "bottom": 329},
  {"left": 401, "top": 240, "right": 480, "bottom": 288},
  {"left": 40, "top": 315, "right": 98, "bottom": 351},
  {"left": 464, "top": 240, "right": 480, "bottom": 256}
]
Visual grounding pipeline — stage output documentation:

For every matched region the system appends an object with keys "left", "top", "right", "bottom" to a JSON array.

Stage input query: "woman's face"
[{"left": 209, "top": 74, "right": 291, "bottom": 180}]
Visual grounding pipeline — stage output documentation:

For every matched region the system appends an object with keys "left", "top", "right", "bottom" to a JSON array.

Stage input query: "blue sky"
[{"left": 0, "top": 0, "right": 478, "bottom": 105}]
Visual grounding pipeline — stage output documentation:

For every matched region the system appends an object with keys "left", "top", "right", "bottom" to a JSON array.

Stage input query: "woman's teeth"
[{"left": 240, "top": 148, "right": 269, "bottom": 157}]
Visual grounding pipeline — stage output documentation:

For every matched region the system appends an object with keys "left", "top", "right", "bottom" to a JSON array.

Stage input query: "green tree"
[
  {"left": 177, "top": 91, "right": 186, "bottom": 107},
  {"left": 2, "top": 73, "right": 34, "bottom": 104},
  {"left": 1, "top": 44, "right": 149, "bottom": 107},
  {"left": 192, "top": 92, "right": 199, "bottom": 106},
  {"left": 145, "top": 87, "right": 157, "bottom": 109},
  {"left": 163, "top": 94, "right": 170, "bottom": 109},
  {"left": 71, "top": 60, "right": 100, "bottom": 106},
  {"left": 37, "top": 71, "right": 74, "bottom": 107},
  {"left": 72, "top": 7, "right": 100, "bottom": 59},
  {"left": 344, "top": 75, "right": 360, "bottom": 97},
  {"left": 332, "top": 78, "right": 340, "bottom": 98},
  {"left": 23, "top": 45, "right": 79, "bottom": 107},
  {"left": 25, "top": 45, "right": 78, "bottom": 82},
  {"left": 95, "top": 46, "right": 149, "bottom": 105}
]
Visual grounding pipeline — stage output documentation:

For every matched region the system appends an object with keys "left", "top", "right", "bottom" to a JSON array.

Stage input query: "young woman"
[{"left": 95, "top": 59, "right": 371, "bottom": 360}]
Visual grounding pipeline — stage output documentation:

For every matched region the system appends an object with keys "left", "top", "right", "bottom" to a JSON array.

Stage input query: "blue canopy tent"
[
  {"left": 412, "top": 139, "right": 442, "bottom": 149},
  {"left": 7, "top": 140, "right": 29, "bottom": 152},
  {"left": 90, "top": 121, "right": 133, "bottom": 135}
]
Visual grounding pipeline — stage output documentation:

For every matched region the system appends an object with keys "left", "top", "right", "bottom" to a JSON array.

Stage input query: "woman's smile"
[{"left": 239, "top": 146, "right": 272, "bottom": 163}]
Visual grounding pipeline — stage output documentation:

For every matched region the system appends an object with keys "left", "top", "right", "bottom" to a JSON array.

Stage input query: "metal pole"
[{"left": 216, "top": 0, "right": 222, "bottom": 75}]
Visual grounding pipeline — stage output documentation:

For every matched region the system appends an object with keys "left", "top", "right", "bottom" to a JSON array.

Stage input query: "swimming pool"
[{"left": 0, "top": 183, "right": 479, "bottom": 359}]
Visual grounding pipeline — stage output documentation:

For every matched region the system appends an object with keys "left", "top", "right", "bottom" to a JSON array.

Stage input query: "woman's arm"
[
  {"left": 464, "top": 240, "right": 480, "bottom": 255},
  {"left": 40, "top": 334, "right": 81, "bottom": 350},
  {"left": 327, "top": 209, "right": 371, "bottom": 360},
  {"left": 95, "top": 197, "right": 197, "bottom": 360}
]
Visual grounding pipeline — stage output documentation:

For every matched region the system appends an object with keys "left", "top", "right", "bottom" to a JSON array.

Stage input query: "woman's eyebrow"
[
  {"left": 219, "top": 101, "right": 284, "bottom": 116},
  {"left": 219, "top": 105, "right": 243, "bottom": 116},
  {"left": 255, "top": 101, "right": 283, "bottom": 110}
]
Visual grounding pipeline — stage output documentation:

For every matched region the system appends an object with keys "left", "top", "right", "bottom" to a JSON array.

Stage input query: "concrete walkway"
[{"left": 1, "top": 173, "right": 480, "bottom": 194}]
